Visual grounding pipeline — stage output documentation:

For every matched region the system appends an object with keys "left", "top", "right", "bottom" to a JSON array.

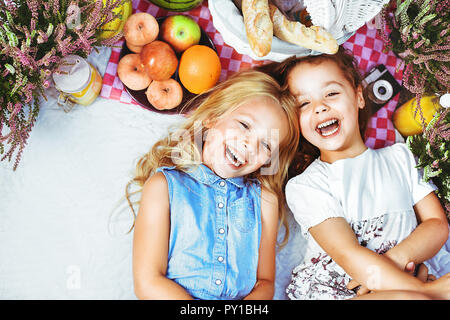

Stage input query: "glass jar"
[{"left": 52, "top": 55, "right": 103, "bottom": 111}]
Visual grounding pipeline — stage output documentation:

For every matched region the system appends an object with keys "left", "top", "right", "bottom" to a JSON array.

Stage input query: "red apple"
[
  {"left": 146, "top": 79, "right": 183, "bottom": 110},
  {"left": 123, "top": 12, "right": 159, "bottom": 46},
  {"left": 160, "top": 15, "right": 201, "bottom": 53},
  {"left": 117, "top": 54, "right": 152, "bottom": 91},
  {"left": 140, "top": 40, "right": 178, "bottom": 81}
]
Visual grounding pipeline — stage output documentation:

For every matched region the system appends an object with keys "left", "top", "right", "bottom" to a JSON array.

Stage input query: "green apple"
[{"left": 160, "top": 15, "right": 201, "bottom": 53}]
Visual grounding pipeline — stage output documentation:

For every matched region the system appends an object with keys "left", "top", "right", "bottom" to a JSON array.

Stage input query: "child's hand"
[
  {"left": 423, "top": 273, "right": 450, "bottom": 300},
  {"left": 414, "top": 263, "right": 436, "bottom": 282},
  {"left": 346, "top": 261, "right": 434, "bottom": 296}
]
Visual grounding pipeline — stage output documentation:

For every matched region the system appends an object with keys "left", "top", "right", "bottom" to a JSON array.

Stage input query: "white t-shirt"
[{"left": 285, "top": 143, "right": 449, "bottom": 300}]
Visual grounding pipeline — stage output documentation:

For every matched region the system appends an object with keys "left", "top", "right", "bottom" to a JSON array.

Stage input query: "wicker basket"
[{"left": 209, "top": 0, "right": 389, "bottom": 61}]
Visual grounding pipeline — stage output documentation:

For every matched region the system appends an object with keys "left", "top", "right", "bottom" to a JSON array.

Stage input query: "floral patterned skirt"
[
  {"left": 286, "top": 253, "right": 357, "bottom": 300},
  {"left": 287, "top": 214, "right": 401, "bottom": 300}
]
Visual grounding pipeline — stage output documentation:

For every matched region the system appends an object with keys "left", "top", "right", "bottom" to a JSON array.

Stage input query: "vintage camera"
[{"left": 362, "top": 64, "right": 402, "bottom": 115}]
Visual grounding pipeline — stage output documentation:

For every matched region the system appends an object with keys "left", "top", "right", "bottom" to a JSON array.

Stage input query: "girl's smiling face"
[
  {"left": 202, "top": 96, "right": 289, "bottom": 179},
  {"left": 287, "top": 60, "right": 366, "bottom": 163}
]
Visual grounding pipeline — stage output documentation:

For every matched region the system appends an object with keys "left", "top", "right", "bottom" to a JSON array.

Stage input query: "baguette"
[
  {"left": 242, "top": 0, "right": 273, "bottom": 57},
  {"left": 269, "top": 3, "right": 338, "bottom": 54}
]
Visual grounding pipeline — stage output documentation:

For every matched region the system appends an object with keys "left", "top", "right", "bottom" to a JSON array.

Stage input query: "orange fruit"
[{"left": 178, "top": 45, "right": 221, "bottom": 94}]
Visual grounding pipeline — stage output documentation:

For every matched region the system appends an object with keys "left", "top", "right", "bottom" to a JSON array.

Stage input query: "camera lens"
[
  {"left": 368, "top": 79, "right": 393, "bottom": 105},
  {"left": 378, "top": 86, "right": 387, "bottom": 95}
]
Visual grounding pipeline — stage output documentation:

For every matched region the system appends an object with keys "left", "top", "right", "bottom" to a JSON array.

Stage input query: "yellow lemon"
[
  {"left": 99, "top": 0, "right": 132, "bottom": 39},
  {"left": 393, "top": 96, "right": 442, "bottom": 136}
]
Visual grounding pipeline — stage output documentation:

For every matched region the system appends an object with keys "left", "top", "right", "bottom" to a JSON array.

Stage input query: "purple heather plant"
[
  {"left": 0, "top": 0, "right": 126, "bottom": 170},
  {"left": 380, "top": 0, "right": 449, "bottom": 125},
  {"left": 407, "top": 107, "right": 450, "bottom": 220},
  {"left": 381, "top": 0, "right": 449, "bottom": 220}
]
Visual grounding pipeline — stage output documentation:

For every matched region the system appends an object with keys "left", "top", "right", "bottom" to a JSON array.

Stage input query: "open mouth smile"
[
  {"left": 225, "top": 145, "right": 246, "bottom": 168},
  {"left": 316, "top": 118, "right": 340, "bottom": 137}
]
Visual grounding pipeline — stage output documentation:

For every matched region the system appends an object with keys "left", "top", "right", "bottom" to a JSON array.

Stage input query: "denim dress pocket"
[{"left": 229, "top": 198, "right": 256, "bottom": 233}]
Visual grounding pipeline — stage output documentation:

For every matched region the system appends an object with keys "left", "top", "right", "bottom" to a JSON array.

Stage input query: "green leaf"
[
  {"left": 419, "top": 13, "right": 437, "bottom": 26},
  {"left": 413, "top": 4, "right": 429, "bottom": 25},
  {"left": 396, "top": 0, "right": 413, "bottom": 18},
  {"left": 5, "top": 63, "right": 15, "bottom": 74}
]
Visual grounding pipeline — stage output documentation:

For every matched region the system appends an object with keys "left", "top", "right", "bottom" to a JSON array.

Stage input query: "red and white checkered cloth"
[
  {"left": 100, "top": 0, "right": 404, "bottom": 149},
  {"left": 343, "top": 25, "right": 403, "bottom": 149}
]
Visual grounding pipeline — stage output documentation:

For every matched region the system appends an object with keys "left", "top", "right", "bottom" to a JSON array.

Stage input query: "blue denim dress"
[{"left": 156, "top": 164, "right": 262, "bottom": 300}]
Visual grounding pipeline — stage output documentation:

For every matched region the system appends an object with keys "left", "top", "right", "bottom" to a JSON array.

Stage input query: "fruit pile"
[{"left": 117, "top": 12, "right": 221, "bottom": 111}]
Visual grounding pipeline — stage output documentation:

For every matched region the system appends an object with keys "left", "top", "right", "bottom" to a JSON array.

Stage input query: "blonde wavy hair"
[{"left": 125, "top": 69, "right": 300, "bottom": 246}]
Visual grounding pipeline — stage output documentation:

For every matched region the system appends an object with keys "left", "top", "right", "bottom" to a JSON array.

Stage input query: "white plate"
[{"left": 209, "top": 0, "right": 354, "bottom": 62}]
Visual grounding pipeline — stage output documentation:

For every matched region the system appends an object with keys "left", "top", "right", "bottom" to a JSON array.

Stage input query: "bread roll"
[
  {"left": 269, "top": 3, "right": 338, "bottom": 54},
  {"left": 242, "top": 0, "right": 273, "bottom": 57}
]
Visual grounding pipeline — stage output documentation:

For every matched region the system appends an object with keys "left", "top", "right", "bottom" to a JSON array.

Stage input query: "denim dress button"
[
  {"left": 219, "top": 181, "right": 226, "bottom": 187},
  {"left": 218, "top": 202, "right": 224, "bottom": 208},
  {"left": 218, "top": 228, "right": 225, "bottom": 234},
  {"left": 217, "top": 256, "right": 224, "bottom": 262},
  {"left": 215, "top": 279, "right": 222, "bottom": 285}
]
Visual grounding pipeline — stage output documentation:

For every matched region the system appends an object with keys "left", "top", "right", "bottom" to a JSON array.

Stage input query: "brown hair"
[{"left": 256, "top": 46, "right": 370, "bottom": 176}]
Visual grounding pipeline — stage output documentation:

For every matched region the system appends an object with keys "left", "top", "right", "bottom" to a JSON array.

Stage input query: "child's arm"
[
  {"left": 243, "top": 187, "right": 278, "bottom": 300},
  {"left": 384, "top": 192, "right": 449, "bottom": 270},
  {"left": 384, "top": 144, "right": 450, "bottom": 271},
  {"left": 348, "top": 192, "right": 448, "bottom": 296},
  {"left": 133, "top": 172, "right": 193, "bottom": 300},
  {"left": 310, "top": 217, "right": 450, "bottom": 299}
]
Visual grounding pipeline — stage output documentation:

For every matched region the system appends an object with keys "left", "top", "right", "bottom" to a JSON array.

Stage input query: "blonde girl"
[{"left": 127, "top": 70, "right": 300, "bottom": 300}]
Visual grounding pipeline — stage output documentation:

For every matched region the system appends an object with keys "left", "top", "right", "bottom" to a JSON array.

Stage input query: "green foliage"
[
  {"left": 383, "top": 1, "right": 449, "bottom": 219},
  {"left": 381, "top": 0, "right": 449, "bottom": 100},
  {"left": 0, "top": 0, "right": 125, "bottom": 170},
  {"left": 407, "top": 108, "right": 450, "bottom": 219}
]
